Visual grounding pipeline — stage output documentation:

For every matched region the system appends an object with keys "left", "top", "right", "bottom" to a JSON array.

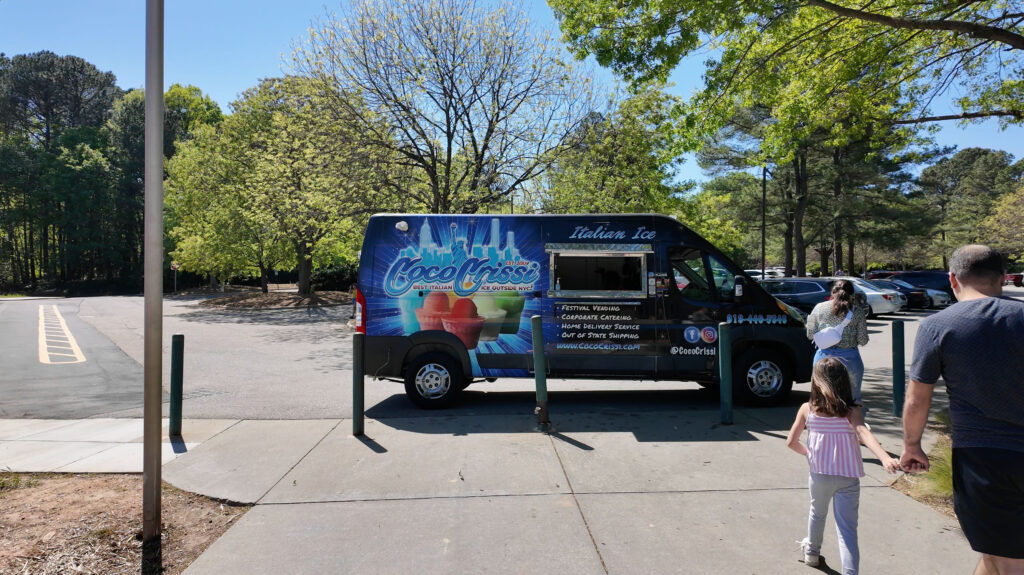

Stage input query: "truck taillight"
[{"left": 355, "top": 288, "right": 367, "bottom": 333}]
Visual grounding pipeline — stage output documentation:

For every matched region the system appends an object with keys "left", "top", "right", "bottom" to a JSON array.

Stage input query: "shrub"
[{"left": 311, "top": 262, "right": 359, "bottom": 292}]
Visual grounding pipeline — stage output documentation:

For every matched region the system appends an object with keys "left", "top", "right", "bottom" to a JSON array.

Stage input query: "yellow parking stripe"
[{"left": 38, "top": 305, "right": 86, "bottom": 364}]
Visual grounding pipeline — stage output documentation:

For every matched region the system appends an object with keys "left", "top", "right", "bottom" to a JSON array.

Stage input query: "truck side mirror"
[{"left": 734, "top": 275, "right": 748, "bottom": 303}]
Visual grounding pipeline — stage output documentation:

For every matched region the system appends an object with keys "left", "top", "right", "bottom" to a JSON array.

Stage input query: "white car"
[
  {"left": 922, "top": 287, "right": 951, "bottom": 308},
  {"left": 823, "top": 277, "right": 902, "bottom": 316},
  {"left": 888, "top": 278, "right": 951, "bottom": 308},
  {"left": 745, "top": 268, "right": 784, "bottom": 280}
]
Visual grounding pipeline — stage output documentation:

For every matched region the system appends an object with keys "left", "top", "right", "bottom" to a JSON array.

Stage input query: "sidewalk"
[{"left": 0, "top": 405, "right": 976, "bottom": 574}]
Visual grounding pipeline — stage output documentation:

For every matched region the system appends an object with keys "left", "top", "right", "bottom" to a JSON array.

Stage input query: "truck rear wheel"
[
  {"left": 733, "top": 349, "right": 792, "bottom": 406},
  {"left": 404, "top": 352, "right": 464, "bottom": 409}
]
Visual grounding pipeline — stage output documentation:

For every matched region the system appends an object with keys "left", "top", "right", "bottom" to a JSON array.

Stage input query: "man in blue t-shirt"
[{"left": 902, "top": 245, "right": 1024, "bottom": 574}]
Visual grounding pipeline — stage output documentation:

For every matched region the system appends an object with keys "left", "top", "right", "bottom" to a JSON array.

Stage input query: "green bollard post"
[
  {"left": 892, "top": 320, "right": 905, "bottom": 417},
  {"left": 169, "top": 334, "right": 183, "bottom": 437},
  {"left": 353, "top": 332, "right": 365, "bottom": 436},
  {"left": 530, "top": 315, "right": 551, "bottom": 433},
  {"left": 718, "top": 322, "right": 733, "bottom": 425}
]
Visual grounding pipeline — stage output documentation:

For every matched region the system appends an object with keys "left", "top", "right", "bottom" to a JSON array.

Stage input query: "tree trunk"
[
  {"left": 296, "top": 242, "right": 314, "bottom": 296},
  {"left": 27, "top": 222, "right": 37, "bottom": 288},
  {"left": 833, "top": 148, "right": 843, "bottom": 273},
  {"left": 847, "top": 235, "right": 855, "bottom": 276},
  {"left": 793, "top": 148, "right": 809, "bottom": 276},
  {"left": 940, "top": 224, "right": 948, "bottom": 270},
  {"left": 819, "top": 241, "right": 831, "bottom": 275},
  {"left": 782, "top": 177, "right": 794, "bottom": 276},
  {"left": 259, "top": 267, "right": 270, "bottom": 294}
]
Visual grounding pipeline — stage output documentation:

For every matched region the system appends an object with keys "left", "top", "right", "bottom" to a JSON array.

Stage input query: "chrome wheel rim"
[
  {"left": 414, "top": 363, "right": 451, "bottom": 399},
  {"left": 745, "top": 360, "right": 784, "bottom": 398}
]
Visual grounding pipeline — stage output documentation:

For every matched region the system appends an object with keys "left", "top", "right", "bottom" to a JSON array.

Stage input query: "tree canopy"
[
  {"left": 550, "top": 0, "right": 1023, "bottom": 155},
  {"left": 296, "top": 0, "right": 597, "bottom": 213}
]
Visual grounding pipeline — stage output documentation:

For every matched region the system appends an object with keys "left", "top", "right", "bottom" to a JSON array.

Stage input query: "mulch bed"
[
  {"left": 196, "top": 291, "right": 351, "bottom": 309},
  {"left": 0, "top": 473, "right": 248, "bottom": 575}
]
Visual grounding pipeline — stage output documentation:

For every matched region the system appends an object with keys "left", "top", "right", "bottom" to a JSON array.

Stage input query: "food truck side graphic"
[{"left": 355, "top": 214, "right": 814, "bottom": 408}]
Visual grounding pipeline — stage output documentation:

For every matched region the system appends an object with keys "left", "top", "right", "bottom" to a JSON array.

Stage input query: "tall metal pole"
[
  {"left": 761, "top": 165, "right": 767, "bottom": 279},
  {"left": 143, "top": 0, "right": 164, "bottom": 557}
]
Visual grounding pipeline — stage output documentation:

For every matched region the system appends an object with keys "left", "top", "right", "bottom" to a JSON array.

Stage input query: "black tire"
[
  {"left": 866, "top": 305, "right": 875, "bottom": 318},
  {"left": 404, "top": 352, "right": 464, "bottom": 409},
  {"left": 732, "top": 348, "right": 792, "bottom": 406},
  {"left": 925, "top": 296, "right": 933, "bottom": 309}
]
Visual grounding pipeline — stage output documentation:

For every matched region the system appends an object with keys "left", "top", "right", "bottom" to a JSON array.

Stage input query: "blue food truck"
[{"left": 355, "top": 214, "right": 814, "bottom": 408}]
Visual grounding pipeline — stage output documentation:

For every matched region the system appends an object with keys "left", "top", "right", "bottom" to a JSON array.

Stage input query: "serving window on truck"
[{"left": 546, "top": 243, "right": 652, "bottom": 299}]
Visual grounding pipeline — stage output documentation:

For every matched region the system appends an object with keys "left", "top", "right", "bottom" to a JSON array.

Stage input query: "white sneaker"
[{"left": 798, "top": 540, "right": 820, "bottom": 567}]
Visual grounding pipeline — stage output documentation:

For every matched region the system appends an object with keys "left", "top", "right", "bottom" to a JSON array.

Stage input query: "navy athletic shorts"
[{"left": 952, "top": 447, "right": 1024, "bottom": 559}]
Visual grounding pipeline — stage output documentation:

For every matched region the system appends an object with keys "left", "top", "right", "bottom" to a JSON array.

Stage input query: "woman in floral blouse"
[{"left": 805, "top": 279, "right": 870, "bottom": 403}]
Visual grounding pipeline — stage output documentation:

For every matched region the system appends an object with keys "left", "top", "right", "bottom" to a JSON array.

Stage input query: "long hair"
[
  {"left": 830, "top": 279, "right": 855, "bottom": 317},
  {"left": 810, "top": 357, "right": 858, "bottom": 417}
]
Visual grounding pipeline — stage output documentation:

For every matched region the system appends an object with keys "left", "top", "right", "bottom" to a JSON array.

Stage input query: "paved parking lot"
[{"left": 4, "top": 288, "right": 1021, "bottom": 420}]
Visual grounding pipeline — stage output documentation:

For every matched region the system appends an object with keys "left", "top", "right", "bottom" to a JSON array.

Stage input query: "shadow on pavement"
[
  {"left": 365, "top": 386, "right": 814, "bottom": 443},
  {"left": 175, "top": 306, "right": 347, "bottom": 327}
]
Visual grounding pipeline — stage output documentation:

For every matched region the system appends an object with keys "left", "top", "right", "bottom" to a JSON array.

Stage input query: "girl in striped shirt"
[{"left": 787, "top": 357, "right": 900, "bottom": 574}]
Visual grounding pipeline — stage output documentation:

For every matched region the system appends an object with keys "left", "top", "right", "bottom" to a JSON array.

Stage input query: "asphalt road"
[
  {"left": 1, "top": 286, "right": 1021, "bottom": 420},
  {"left": 0, "top": 298, "right": 149, "bottom": 418}
]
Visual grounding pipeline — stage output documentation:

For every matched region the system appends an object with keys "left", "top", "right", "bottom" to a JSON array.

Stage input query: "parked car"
[
  {"left": 888, "top": 271, "right": 956, "bottom": 302},
  {"left": 1006, "top": 272, "right": 1023, "bottom": 287},
  {"left": 887, "top": 278, "right": 951, "bottom": 308},
  {"left": 745, "top": 269, "right": 784, "bottom": 281},
  {"left": 867, "top": 279, "right": 929, "bottom": 309},
  {"left": 759, "top": 278, "right": 832, "bottom": 314},
  {"left": 865, "top": 270, "right": 897, "bottom": 279},
  {"left": 821, "top": 277, "right": 903, "bottom": 317}
]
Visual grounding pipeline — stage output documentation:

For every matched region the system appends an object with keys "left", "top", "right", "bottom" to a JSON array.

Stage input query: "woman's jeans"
[
  {"left": 804, "top": 473, "right": 861, "bottom": 575},
  {"left": 813, "top": 346, "right": 864, "bottom": 403}
]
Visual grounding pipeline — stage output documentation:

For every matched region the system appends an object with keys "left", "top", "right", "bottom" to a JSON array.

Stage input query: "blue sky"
[{"left": 2, "top": 0, "right": 1021, "bottom": 184}]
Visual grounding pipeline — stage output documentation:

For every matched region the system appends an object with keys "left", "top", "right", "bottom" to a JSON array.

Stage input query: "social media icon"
[
  {"left": 700, "top": 327, "right": 718, "bottom": 344},
  {"left": 684, "top": 327, "right": 701, "bottom": 343}
]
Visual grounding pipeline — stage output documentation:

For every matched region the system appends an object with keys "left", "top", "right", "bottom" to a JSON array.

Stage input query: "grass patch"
[
  {"left": 910, "top": 436, "right": 953, "bottom": 498},
  {"left": 0, "top": 471, "right": 40, "bottom": 492},
  {"left": 892, "top": 408, "right": 955, "bottom": 517}
]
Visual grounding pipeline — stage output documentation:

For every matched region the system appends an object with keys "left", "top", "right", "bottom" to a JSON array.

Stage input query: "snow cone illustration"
[
  {"left": 414, "top": 291, "right": 450, "bottom": 331},
  {"left": 397, "top": 292, "right": 425, "bottom": 333},
  {"left": 473, "top": 294, "right": 507, "bottom": 342},
  {"left": 442, "top": 298, "right": 486, "bottom": 349},
  {"left": 494, "top": 291, "right": 526, "bottom": 334}
]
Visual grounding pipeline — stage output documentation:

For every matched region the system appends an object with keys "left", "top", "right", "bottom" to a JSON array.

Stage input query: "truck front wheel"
[
  {"left": 733, "top": 349, "right": 792, "bottom": 406},
  {"left": 404, "top": 352, "right": 464, "bottom": 409}
]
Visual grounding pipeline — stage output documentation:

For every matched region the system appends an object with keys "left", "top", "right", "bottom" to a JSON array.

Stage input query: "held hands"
[
  {"left": 899, "top": 444, "right": 930, "bottom": 473},
  {"left": 882, "top": 455, "right": 901, "bottom": 474}
]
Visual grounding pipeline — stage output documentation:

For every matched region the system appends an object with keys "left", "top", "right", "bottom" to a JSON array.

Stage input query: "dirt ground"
[{"left": 0, "top": 473, "right": 248, "bottom": 575}]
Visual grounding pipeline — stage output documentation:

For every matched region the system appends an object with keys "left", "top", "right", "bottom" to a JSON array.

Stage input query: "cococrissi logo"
[{"left": 383, "top": 218, "right": 541, "bottom": 297}]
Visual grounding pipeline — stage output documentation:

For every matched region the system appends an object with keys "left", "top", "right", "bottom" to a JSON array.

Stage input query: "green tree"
[
  {"left": 296, "top": 0, "right": 596, "bottom": 214},
  {"left": 541, "top": 84, "right": 689, "bottom": 214},
  {"left": 167, "top": 124, "right": 292, "bottom": 291},
  {"left": 106, "top": 85, "right": 224, "bottom": 282},
  {"left": 0, "top": 51, "right": 121, "bottom": 287},
  {"left": 981, "top": 183, "right": 1024, "bottom": 260},
  {"left": 551, "top": 0, "right": 1023, "bottom": 155},
  {"left": 917, "top": 148, "right": 1022, "bottom": 266},
  {"left": 169, "top": 77, "right": 389, "bottom": 295}
]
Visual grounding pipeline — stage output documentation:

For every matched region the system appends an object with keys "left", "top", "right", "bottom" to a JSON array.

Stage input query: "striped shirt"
[{"left": 805, "top": 412, "right": 864, "bottom": 478}]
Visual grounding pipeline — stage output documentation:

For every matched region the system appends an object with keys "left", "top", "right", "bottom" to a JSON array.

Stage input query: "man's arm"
[{"left": 900, "top": 379, "right": 935, "bottom": 472}]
